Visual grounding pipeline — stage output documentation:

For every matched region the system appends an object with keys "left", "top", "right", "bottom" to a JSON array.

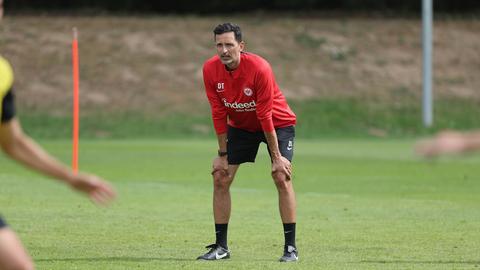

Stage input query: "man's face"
[{"left": 215, "top": 32, "right": 244, "bottom": 69}]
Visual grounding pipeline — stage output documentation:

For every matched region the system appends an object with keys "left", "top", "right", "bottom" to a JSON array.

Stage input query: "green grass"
[
  {"left": 17, "top": 98, "right": 480, "bottom": 139},
  {"left": 290, "top": 98, "right": 480, "bottom": 138},
  {"left": 1, "top": 139, "right": 480, "bottom": 269}
]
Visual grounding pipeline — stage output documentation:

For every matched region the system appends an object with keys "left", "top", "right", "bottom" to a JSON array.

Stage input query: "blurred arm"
[
  {"left": 0, "top": 118, "right": 75, "bottom": 180},
  {"left": 0, "top": 118, "right": 115, "bottom": 204},
  {"left": 416, "top": 130, "right": 480, "bottom": 157}
]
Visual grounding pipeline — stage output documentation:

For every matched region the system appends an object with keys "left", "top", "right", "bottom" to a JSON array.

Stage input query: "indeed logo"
[{"left": 222, "top": 98, "right": 256, "bottom": 110}]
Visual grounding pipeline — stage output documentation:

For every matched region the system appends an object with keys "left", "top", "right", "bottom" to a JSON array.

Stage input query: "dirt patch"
[{"left": 1, "top": 15, "right": 479, "bottom": 116}]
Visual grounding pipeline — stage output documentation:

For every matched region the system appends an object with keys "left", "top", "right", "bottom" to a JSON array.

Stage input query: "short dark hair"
[{"left": 213, "top": 23, "right": 242, "bottom": 42}]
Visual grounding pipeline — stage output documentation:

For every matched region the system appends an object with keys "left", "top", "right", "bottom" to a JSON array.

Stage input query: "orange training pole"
[{"left": 72, "top": 27, "right": 79, "bottom": 173}]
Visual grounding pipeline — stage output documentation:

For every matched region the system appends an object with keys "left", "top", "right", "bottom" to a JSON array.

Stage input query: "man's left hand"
[{"left": 272, "top": 156, "right": 292, "bottom": 180}]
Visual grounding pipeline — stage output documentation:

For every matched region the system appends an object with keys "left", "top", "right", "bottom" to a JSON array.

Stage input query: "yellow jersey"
[{"left": 0, "top": 55, "right": 14, "bottom": 125}]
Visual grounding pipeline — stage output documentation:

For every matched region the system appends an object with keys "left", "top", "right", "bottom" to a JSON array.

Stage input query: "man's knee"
[
  {"left": 213, "top": 171, "right": 232, "bottom": 190},
  {"left": 272, "top": 171, "right": 291, "bottom": 190}
]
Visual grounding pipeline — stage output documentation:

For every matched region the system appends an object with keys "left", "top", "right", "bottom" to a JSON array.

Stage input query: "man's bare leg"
[
  {"left": 273, "top": 171, "right": 298, "bottom": 262},
  {"left": 213, "top": 165, "right": 240, "bottom": 224},
  {"left": 0, "top": 228, "right": 35, "bottom": 270}
]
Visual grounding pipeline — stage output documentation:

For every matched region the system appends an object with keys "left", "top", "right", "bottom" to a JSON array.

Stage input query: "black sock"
[
  {"left": 215, "top": 223, "right": 228, "bottom": 249},
  {"left": 283, "top": 223, "right": 296, "bottom": 247}
]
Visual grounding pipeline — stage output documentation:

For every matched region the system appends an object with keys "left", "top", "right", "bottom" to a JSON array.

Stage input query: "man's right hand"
[{"left": 212, "top": 156, "right": 228, "bottom": 176}]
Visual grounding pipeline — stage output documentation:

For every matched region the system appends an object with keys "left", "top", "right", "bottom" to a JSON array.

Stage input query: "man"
[
  {"left": 0, "top": 1, "right": 116, "bottom": 269},
  {"left": 198, "top": 23, "right": 298, "bottom": 262},
  {"left": 416, "top": 130, "right": 480, "bottom": 157}
]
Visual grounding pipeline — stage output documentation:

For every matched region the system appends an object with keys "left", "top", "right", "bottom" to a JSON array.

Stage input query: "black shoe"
[
  {"left": 197, "top": 244, "right": 230, "bottom": 260},
  {"left": 279, "top": 245, "right": 298, "bottom": 262}
]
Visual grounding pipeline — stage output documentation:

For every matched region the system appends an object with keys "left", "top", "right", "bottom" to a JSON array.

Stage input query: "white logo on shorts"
[{"left": 287, "top": 141, "right": 293, "bottom": 151}]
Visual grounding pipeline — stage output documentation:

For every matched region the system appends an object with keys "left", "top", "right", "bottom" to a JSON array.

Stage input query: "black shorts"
[
  {"left": 0, "top": 215, "right": 7, "bottom": 228},
  {"left": 227, "top": 125, "right": 295, "bottom": 165}
]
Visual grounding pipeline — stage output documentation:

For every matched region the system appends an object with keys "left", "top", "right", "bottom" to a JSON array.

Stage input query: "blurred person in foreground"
[
  {"left": 0, "top": 1, "right": 116, "bottom": 269},
  {"left": 416, "top": 130, "right": 480, "bottom": 157},
  {"left": 197, "top": 23, "right": 298, "bottom": 262}
]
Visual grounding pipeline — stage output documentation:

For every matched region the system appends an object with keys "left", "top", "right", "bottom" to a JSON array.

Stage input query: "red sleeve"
[
  {"left": 203, "top": 65, "right": 228, "bottom": 134},
  {"left": 254, "top": 64, "right": 275, "bottom": 132}
]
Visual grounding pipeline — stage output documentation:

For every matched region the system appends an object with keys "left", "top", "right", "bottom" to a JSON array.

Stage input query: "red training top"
[{"left": 203, "top": 52, "right": 296, "bottom": 134}]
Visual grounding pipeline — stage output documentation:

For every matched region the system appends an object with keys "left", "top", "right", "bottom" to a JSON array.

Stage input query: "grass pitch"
[{"left": 1, "top": 139, "right": 479, "bottom": 269}]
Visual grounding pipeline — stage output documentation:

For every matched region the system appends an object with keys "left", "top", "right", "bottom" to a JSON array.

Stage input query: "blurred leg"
[{"left": 0, "top": 228, "right": 34, "bottom": 270}]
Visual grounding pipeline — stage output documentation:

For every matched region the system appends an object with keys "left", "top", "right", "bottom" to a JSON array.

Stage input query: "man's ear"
[{"left": 239, "top": 41, "right": 245, "bottom": 52}]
